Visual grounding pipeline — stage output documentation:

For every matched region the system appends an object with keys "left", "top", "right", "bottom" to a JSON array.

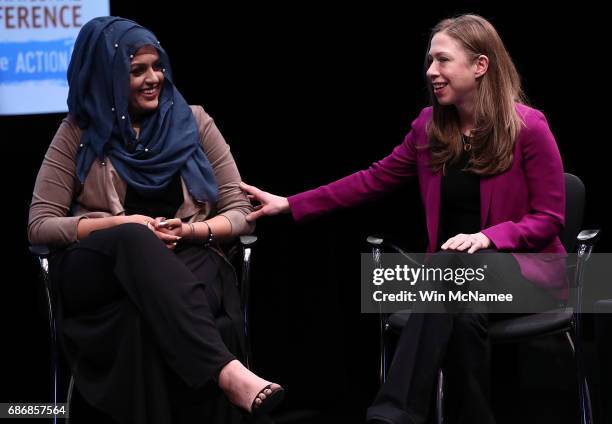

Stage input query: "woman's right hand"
[{"left": 239, "top": 182, "right": 290, "bottom": 222}]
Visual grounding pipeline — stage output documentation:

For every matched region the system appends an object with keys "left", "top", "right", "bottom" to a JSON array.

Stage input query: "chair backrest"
[{"left": 560, "top": 173, "right": 585, "bottom": 253}]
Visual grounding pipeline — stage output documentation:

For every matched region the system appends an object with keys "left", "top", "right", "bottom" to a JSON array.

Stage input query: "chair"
[
  {"left": 30, "top": 234, "right": 258, "bottom": 424},
  {"left": 367, "top": 173, "right": 601, "bottom": 424}
]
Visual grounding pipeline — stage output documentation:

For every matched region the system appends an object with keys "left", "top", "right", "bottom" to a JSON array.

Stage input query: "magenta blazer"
[{"left": 288, "top": 104, "right": 567, "bottom": 289}]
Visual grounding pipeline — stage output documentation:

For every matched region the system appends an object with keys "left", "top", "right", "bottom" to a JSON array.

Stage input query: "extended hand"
[{"left": 239, "top": 182, "right": 290, "bottom": 222}]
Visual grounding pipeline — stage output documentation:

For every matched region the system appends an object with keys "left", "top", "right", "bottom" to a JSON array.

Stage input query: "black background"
[{"left": 1, "top": 2, "right": 610, "bottom": 423}]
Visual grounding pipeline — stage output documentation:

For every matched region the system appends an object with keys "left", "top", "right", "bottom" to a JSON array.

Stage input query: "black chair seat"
[
  {"left": 488, "top": 308, "right": 574, "bottom": 342},
  {"left": 29, "top": 244, "right": 51, "bottom": 258}
]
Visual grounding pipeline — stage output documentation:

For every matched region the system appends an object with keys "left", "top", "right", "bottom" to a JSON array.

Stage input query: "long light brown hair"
[{"left": 425, "top": 14, "right": 527, "bottom": 175}]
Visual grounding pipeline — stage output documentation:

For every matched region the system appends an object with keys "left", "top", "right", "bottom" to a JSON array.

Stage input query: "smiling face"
[
  {"left": 426, "top": 31, "right": 486, "bottom": 110},
  {"left": 128, "top": 45, "right": 164, "bottom": 120}
]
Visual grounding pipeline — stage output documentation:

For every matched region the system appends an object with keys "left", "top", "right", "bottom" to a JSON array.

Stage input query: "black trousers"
[
  {"left": 366, "top": 250, "right": 560, "bottom": 424},
  {"left": 49, "top": 223, "right": 245, "bottom": 424}
]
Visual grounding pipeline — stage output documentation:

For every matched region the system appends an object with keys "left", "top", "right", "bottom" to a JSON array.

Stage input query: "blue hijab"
[{"left": 67, "top": 16, "right": 218, "bottom": 203}]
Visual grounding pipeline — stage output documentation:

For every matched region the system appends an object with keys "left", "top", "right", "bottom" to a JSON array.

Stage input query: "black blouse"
[
  {"left": 438, "top": 144, "right": 481, "bottom": 248},
  {"left": 124, "top": 173, "right": 184, "bottom": 219}
]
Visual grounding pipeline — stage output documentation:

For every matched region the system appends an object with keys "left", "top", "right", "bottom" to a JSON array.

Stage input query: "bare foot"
[{"left": 218, "top": 360, "right": 282, "bottom": 413}]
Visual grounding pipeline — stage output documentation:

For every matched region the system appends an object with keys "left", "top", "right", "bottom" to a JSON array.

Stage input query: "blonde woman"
[{"left": 242, "top": 14, "right": 565, "bottom": 424}]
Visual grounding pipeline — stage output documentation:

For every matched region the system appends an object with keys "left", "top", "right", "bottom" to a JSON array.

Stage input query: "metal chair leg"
[
  {"left": 367, "top": 236, "right": 387, "bottom": 385},
  {"left": 566, "top": 331, "right": 593, "bottom": 424},
  {"left": 436, "top": 369, "right": 444, "bottom": 424},
  {"left": 380, "top": 318, "right": 388, "bottom": 384},
  {"left": 239, "top": 235, "right": 257, "bottom": 370},
  {"left": 572, "top": 231, "right": 600, "bottom": 423},
  {"left": 41, "top": 257, "right": 63, "bottom": 424},
  {"left": 66, "top": 375, "right": 74, "bottom": 424},
  {"left": 38, "top": 254, "right": 72, "bottom": 423}
]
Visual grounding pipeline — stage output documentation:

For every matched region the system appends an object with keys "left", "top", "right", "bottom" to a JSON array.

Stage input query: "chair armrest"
[
  {"left": 571, "top": 229, "right": 602, "bottom": 324},
  {"left": 239, "top": 235, "right": 257, "bottom": 302},
  {"left": 577, "top": 229, "right": 601, "bottom": 247},
  {"left": 29, "top": 244, "right": 52, "bottom": 275},
  {"left": 574, "top": 229, "right": 602, "bottom": 288},
  {"left": 239, "top": 235, "right": 257, "bottom": 247},
  {"left": 366, "top": 235, "right": 421, "bottom": 267},
  {"left": 29, "top": 244, "right": 51, "bottom": 258}
]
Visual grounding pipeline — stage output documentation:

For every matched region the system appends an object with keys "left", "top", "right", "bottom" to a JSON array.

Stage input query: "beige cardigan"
[{"left": 28, "top": 105, "right": 254, "bottom": 246}]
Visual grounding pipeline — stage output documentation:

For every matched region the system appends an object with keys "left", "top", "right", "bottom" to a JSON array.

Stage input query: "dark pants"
[
  {"left": 366, "top": 250, "right": 560, "bottom": 424},
  {"left": 50, "top": 223, "right": 243, "bottom": 424}
]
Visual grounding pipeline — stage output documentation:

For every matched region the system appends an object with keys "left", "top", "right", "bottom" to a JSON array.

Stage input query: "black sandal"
[{"left": 251, "top": 384, "right": 285, "bottom": 417}]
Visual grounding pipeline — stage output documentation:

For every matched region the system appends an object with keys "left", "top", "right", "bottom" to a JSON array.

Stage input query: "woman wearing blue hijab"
[{"left": 28, "top": 16, "right": 283, "bottom": 423}]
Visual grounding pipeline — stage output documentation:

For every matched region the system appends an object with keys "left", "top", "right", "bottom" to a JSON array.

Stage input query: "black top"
[
  {"left": 438, "top": 142, "right": 481, "bottom": 248},
  {"left": 124, "top": 173, "right": 184, "bottom": 219}
]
